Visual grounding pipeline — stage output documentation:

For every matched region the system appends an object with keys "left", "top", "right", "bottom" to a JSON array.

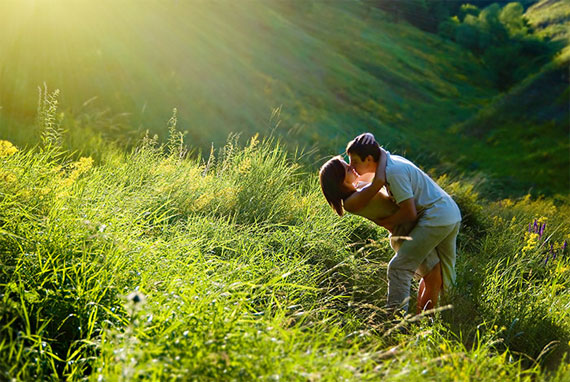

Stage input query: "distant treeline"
[
  {"left": 363, "top": 0, "right": 560, "bottom": 90},
  {"left": 364, "top": 0, "right": 537, "bottom": 32},
  {"left": 279, "top": 0, "right": 559, "bottom": 90}
]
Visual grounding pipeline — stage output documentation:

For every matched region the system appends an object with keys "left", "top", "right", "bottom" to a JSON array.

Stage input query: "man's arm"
[
  {"left": 344, "top": 150, "right": 387, "bottom": 212},
  {"left": 377, "top": 198, "right": 417, "bottom": 232}
]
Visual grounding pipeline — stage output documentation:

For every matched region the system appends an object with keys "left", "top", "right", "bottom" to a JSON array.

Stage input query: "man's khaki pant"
[{"left": 387, "top": 221, "right": 460, "bottom": 312}]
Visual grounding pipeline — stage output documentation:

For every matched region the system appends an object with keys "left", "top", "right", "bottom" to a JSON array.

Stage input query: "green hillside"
[
  {"left": 2, "top": 1, "right": 566, "bottom": 194},
  {"left": 442, "top": 0, "right": 570, "bottom": 195},
  {"left": 1, "top": 1, "right": 494, "bottom": 162}
]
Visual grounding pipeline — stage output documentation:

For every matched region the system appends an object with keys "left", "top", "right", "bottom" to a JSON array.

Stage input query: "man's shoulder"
[
  {"left": 389, "top": 154, "right": 415, "bottom": 167},
  {"left": 386, "top": 153, "right": 413, "bottom": 176}
]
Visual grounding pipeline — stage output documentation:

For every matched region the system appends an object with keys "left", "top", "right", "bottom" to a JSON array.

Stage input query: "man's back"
[{"left": 385, "top": 152, "right": 461, "bottom": 227}]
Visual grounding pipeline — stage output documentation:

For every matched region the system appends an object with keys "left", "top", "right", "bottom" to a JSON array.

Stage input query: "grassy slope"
[
  {"left": 0, "top": 2, "right": 494, "bottom": 157},
  {"left": 2, "top": 1, "right": 566, "bottom": 195},
  {"left": 445, "top": 0, "right": 570, "bottom": 196},
  {"left": 1, "top": 129, "right": 569, "bottom": 380}
]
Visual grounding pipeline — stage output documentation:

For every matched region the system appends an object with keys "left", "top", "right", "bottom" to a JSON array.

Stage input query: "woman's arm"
[
  {"left": 344, "top": 149, "right": 387, "bottom": 212},
  {"left": 374, "top": 147, "right": 387, "bottom": 185}
]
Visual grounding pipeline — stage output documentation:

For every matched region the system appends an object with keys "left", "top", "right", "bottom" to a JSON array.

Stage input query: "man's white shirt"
[{"left": 385, "top": 151, "right": 461, "bottom": 227}]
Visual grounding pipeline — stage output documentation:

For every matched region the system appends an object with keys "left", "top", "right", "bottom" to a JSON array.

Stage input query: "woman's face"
[{"left": 341, "top": 159, "right": 358, "bottom": 187}]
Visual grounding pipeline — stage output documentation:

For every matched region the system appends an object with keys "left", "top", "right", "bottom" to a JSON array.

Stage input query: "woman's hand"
[
  {"left": 372, "top": 147, "right": 387, "bottom": 187},
  {"left": 356, "top": 133, "right": 376, "bottom": 145}
]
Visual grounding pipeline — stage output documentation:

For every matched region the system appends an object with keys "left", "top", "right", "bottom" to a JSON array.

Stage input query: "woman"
[{"left": 319, "top": 155, "right": 442, "bottom": 314}]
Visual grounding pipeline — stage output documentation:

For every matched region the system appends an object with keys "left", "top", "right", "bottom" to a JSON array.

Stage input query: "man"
[{"left": 346, "top": 133, "right": 461, "bottom": 313}]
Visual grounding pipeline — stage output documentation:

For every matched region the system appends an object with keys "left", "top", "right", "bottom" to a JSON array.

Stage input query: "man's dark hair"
[{"left": 345, "top": 133, "right": 381, "bottom": 162}]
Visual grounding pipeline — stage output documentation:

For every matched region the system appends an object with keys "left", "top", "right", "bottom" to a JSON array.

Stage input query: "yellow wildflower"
[
  {"left": 0, "top": 140, "right": 18, "bottom": 157},
  {"left": 0, "top": 170, "right": 16, "bottom": 183},
  {"left": 71, "top": 157, "right": 93, "bottom": 175},
  {"left": 249, "top": 133, "right": 259, "bottom": 149},
  {"left": 522, "top": 232, "right": 539, "bottom": 254},
  {"left": 238, "top": 158, "right": 252, "bottom": 174},
  {"left": 60, "top": 157, "right": 94, "bottom": 187}
]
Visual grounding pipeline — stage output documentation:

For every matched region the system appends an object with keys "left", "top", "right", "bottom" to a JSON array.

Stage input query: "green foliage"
[
  {"left": 460, "top": 4, "right": 481, "bottom": 20},
  {"left": 440, "top": 2, "right": 558, "bottom": 90}
]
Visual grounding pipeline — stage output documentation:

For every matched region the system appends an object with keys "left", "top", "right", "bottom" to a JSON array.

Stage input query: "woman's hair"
[{"left": 319, "top": 156, "right": 354, "bottom": 216}]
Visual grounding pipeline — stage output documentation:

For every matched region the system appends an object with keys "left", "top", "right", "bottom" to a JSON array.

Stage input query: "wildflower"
[
  {"left": 68, "top": 157, "right": 93, "bottom": 180},
  {"left": 0, "top": 140, "right": 18, "bottom": 157},
  {"left": 564, "top": 241, "right": 568, "bottom": 253},
  {"left": 125, "top": 291, "right": 147, "bottom": 316},
  {"left": 127, "top": 291, "right": 146, "bottom": 304},
  {"left": 59, "top": 156, "right": 94, "bottom": 189},
  {"left": 550, "top": 243, "right": 556, "bottom": 260},
  {"left": 533, "top": 219, "right": 538, "bottom": 233},
  {"left": 238, "top": 158, "right": 252, "bottom": 174},
  {"left": 522, "top": 231, "right": 539, "bottom": 254},
  {"left": 0, "top": 170, "right": 16, "bottom": 183}
]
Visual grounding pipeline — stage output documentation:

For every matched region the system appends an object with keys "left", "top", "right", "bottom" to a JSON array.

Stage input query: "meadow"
[
  {"left": 1, "top": 0, "right": 569, "bottom": 380},
  {"left": 0, "top": 94, "right": 569, "bottom": 380}
]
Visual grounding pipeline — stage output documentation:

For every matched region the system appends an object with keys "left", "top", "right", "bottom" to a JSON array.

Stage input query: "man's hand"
[{"left": 377, "top": 198, "right": 417, "bottom": 229}]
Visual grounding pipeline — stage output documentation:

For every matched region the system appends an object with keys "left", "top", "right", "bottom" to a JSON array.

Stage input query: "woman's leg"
[
  {"left": 417, "top": 262, "right": 442, "bottom": 313},
  {"left": 417, "top": 277, "right": 426, "bottom": 314}
]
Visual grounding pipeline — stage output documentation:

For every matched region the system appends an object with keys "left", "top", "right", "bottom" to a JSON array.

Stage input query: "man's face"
[{"left": 348, "top": 153, "right": 374, "bottom": 175}]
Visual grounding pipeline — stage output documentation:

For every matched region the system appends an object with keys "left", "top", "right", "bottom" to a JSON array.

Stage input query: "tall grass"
[{"left": 0, "top": 99, "right": 569, "bottom": 380}]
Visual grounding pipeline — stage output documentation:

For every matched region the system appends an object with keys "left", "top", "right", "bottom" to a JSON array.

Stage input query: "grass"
[{"left": 1, "top": 100, "right": 569, "bottom": 380}]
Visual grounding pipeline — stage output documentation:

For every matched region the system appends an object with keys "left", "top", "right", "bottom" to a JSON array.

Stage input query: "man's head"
[{"left": 346, "top": 133, "right": 381, "bottom": 175}]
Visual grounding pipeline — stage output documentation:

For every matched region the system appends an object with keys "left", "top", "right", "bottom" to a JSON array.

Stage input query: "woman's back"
[
  {"left": 349, "top": 186, "right": 416, "bottom": 249},
  {"left": 351, "top": 187, "right": 398, "bottom": 222}
]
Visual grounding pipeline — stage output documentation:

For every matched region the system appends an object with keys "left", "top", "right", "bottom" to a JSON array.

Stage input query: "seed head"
[{"left": 127, "top": 291, "right": 146, "bottom": 305}]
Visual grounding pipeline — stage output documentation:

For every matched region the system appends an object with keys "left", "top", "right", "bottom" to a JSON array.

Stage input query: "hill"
[
  {"left": 1, "top": 1, "right": 567, "bottom": 195},
  {"left": 0, "top": 2, "right": 492, "bottom": 165},
  {"left": 443, "top": 0, "right": 570, "bottom": 195}
]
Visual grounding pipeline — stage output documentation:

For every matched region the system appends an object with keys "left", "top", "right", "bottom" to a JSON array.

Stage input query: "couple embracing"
[{"left": 319, "top": 133, "right": 461, "bottom": 315}]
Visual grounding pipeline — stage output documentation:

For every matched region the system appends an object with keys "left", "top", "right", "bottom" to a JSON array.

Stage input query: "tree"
[{"left": 499, "top": 2, "right": 527, "bottom": 35}]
